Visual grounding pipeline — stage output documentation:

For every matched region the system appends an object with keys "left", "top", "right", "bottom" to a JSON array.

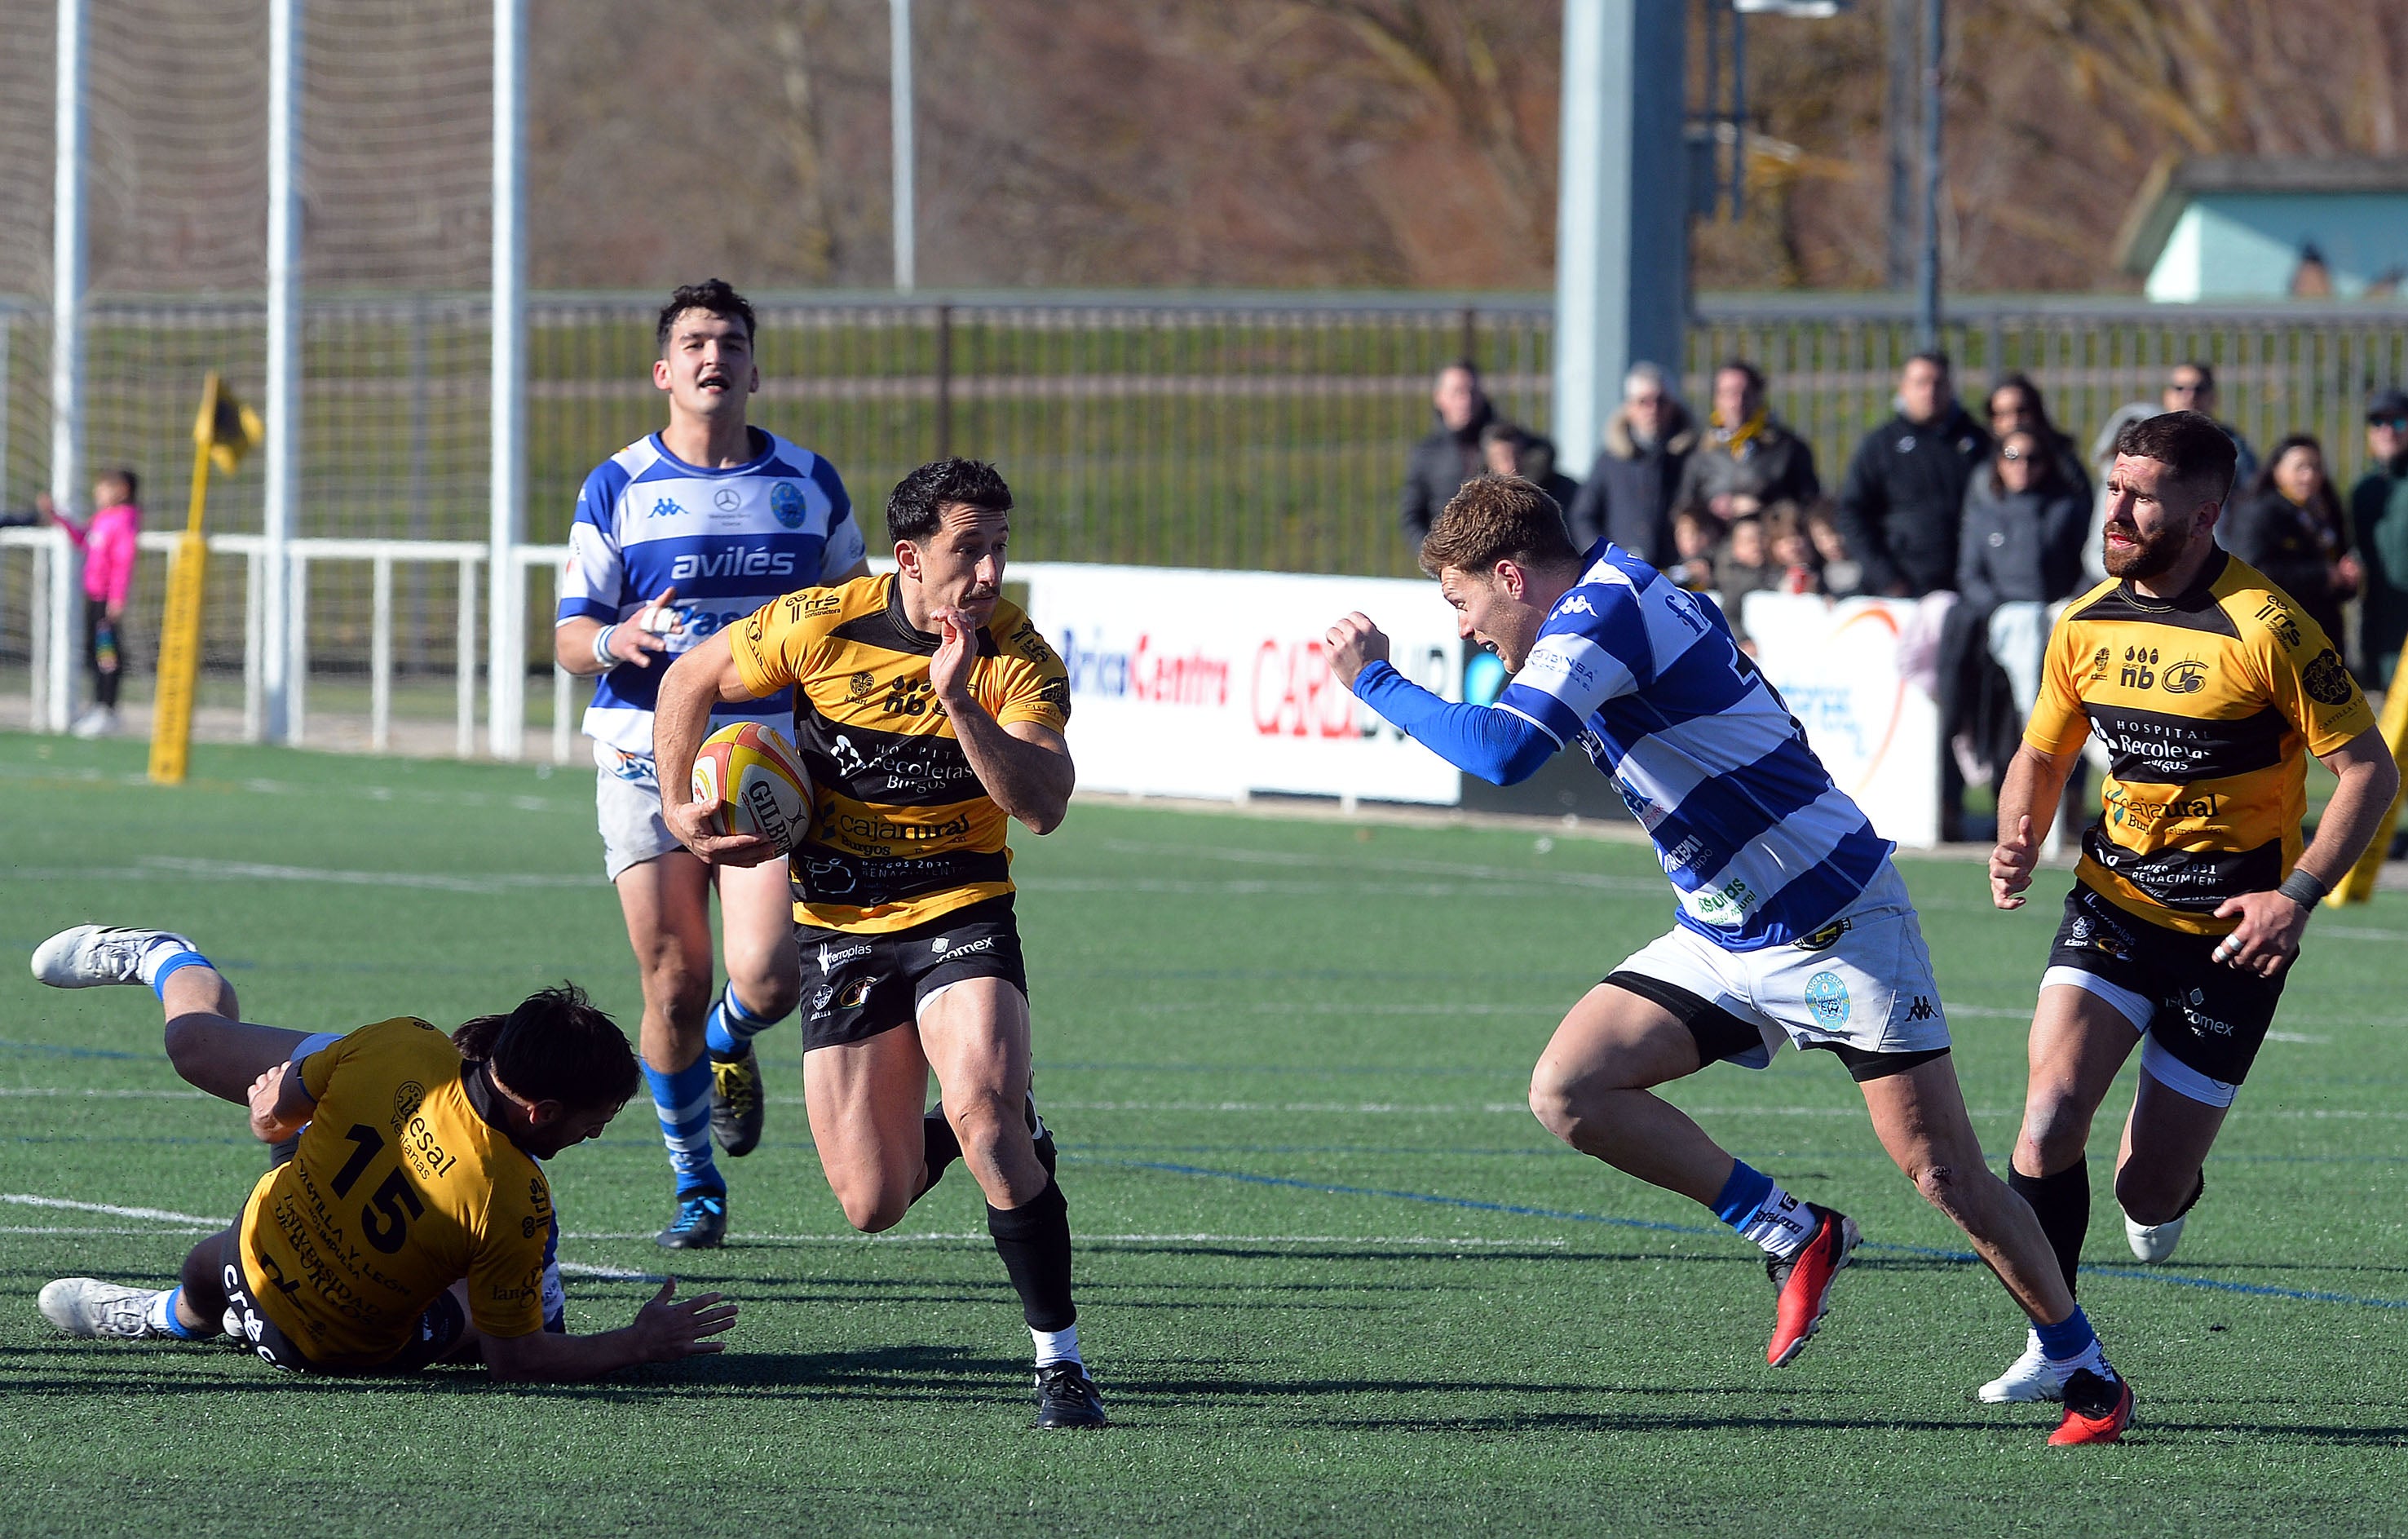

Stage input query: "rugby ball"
[{"left": 691, "top": 723, "right": 812, "bottom": 851}]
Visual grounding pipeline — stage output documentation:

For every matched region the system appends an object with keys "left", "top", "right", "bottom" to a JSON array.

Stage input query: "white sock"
[
  {"left": 1739, "top": 1185, "right": 1821, "bottom": 1261},
  {"left": 1031, "top": 1324, "right": 1080, "bottom": 1367},
  {"left": 2044, "top": 1337, "right": 2108, "bottom": 1376},
  {"left": 134, "top": 936, "right": 199, "bottom": 988},
  {"left": 143, "top": 1288, "right": 180, "bottom": 1337}
]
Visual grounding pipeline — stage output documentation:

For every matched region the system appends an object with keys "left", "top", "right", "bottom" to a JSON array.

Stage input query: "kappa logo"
[
  {"left": 1555, "top": 594, "right": 1597, "bottom": 618},
  {"left": 649, "top": 497, "right": 686, "bottom": 520},
  {"left": 1904, "top": 996, "right": 1937, "bottom": 1022},
  {"left": 1804, "top": 971, "right": 1851, "bottom": 1026},
  {"left": 816, "top": 941, "right": 874, "bottom": 974}
]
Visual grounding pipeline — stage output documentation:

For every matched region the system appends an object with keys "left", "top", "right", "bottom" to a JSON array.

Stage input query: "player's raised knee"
[
  {"left": 834, "top": 1181, "right": 916, "bottom": 1235},
  {"left": 1527, "top": 1062, "right": 1594, "bottom": 1142},
  {"left": 2112, "top": 1163, "right": 2194, "bottom": 1227}
]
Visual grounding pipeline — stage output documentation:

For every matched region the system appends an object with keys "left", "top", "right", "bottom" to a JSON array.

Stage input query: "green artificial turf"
[{"left": 2, "top": 732, "right": 2406, "bottom": 1537}]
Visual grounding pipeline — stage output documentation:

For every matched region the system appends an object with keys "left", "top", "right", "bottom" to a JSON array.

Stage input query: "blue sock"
[
  {"left": 1712, "top": 1161, "right": 1777, "bottom": 1227},
  {"left": 148, "top": 949, "right": 213, "bottom": 1001},
  {"left": 704, "top": 988, "right": 781, "bottom": 1058},
  {"left": 643, "top": 1055, "right": 722, "bottom": 1198},
  {"left": 152, "top": 1286, "right": 204, "bottom": 1340},
  {"left": 2034, "top": 1304, "right": 2098, "bottom": 1364}
]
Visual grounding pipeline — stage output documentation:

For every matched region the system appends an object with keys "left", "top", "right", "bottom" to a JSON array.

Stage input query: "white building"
[{"left": 2113, "top": 156, "right": 2408, "bottom": 303}]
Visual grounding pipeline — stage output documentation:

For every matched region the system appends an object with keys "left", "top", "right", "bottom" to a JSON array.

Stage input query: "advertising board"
[{"left": 1742, "top": 591, "right": 1942, "bottom": 848}]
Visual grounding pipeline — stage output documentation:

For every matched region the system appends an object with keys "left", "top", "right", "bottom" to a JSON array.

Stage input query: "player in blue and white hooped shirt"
[
  {"left": 1323, "top": 475, "right": 2132, "bottom": 1444},
  {"left": 555, "top": 281, "right": 868, "bottom": 1251}
]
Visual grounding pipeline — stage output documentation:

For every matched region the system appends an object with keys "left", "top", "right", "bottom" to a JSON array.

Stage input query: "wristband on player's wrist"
[
  {"left": 591, "top": 624, "right": 619, "bottom": 670},
  {"left": 2276, "top": 869, "right": 2330, "bottom": 909}
]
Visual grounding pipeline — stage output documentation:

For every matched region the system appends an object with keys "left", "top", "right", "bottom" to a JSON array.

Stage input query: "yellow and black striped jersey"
[
  {"left": 240, "top": 1018, "right": 553, "bottom": 1368},
  {"left": 2025, "top": 551, "right": 2375, "bottom": 935},
  {"left": 727, "top": 573, "right": 1071, "bottom": 933}
]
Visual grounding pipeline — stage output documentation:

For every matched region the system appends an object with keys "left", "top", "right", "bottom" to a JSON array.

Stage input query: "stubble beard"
[{"left": 2102, "top": 522, "right": 2187, "bottom": 582}]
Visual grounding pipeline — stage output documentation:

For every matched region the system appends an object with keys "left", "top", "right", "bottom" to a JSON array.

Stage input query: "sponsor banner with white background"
[
  {"left": 1014, "top": 563, "right": 1465, "bottom": 805},
  {"left": 1742, "top": 592, "right": 1941, "bottom": 848}
]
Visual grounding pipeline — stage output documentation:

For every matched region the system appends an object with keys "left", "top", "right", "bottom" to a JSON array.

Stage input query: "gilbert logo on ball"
[{"left": 691, "top": 723, "right": 812, "bottom": 851}]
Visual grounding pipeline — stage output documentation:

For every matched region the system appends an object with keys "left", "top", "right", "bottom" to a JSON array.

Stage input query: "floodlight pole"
[
  {"left": 46, "top": 0, "right": 86, "bottom": 733},
  {"left": 488, "top": 0, "right": 529, "bottom": 759},
  {"left": 1551, "top": 0, "right": 1686, "bottom": 476},
  {"left": 1915, "top": 0, "right": 1943, "bottom": 348},
  {"left": 890, "top": 0, "right": 915, "bottom": 293},
  {"left": 263, "top": 0, "right": 302, "bottom": 743}
]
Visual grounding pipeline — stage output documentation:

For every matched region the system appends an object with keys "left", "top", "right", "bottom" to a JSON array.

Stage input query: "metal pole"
[
  {"left": 263, "top": 0, "right": 302, "bottom": 742},
  {"left": 1885, "top": 0, "right": 1915, "bottom": 290},
  {"left": 1916, "top": 0, "right": 1943, "bottom": 349},
  {"left": 47, "top": 0, "right": 86, "bottom": 733},
  {"left": 890, "top": 0, "right": 915, "bottom": 293},
  {"left": 1730, "top": 8, "right": 1746, "bottom": 219},
  {"left": 1550, "top": 0, "right": 1686, "bottom": 478},
  {"left": 488, "top": 0, "right": 528, "bottom": 760}
]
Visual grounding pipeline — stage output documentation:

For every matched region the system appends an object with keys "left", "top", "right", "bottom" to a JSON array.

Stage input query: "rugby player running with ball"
[
  {"left": 653, "top": 458, "right": 1105, "bottom": 1429},
  {"left": 555, "top": 280, "right": 869, "bottom": 1249},
  {"left": 29, "top": 926, "right": 735, "bottom": 1378},
  {"left": 1324, "top": 475, "right": 2135, "bottom": 1444}
]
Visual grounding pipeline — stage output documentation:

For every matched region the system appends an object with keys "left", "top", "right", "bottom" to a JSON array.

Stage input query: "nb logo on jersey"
[
  {"left": 2119, "top": 646, "right": 2160, "bottom": 689},
  {"left": 649, "top": 497, "right": 686, "bottom": 520},
  {"left": 1904, "top": 997, "right": 1937, "bottom": 1022}
]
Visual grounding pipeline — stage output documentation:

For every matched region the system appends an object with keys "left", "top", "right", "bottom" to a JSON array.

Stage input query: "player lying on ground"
[
  {"left": 1324, "top": 475, "right": 2133, "bottom": 1444},
  {"left": 1981, "top": 410, "right": 2398, "bottom": 1404},
  {"left": 555, "top": 278, "right": 871, "bottom": 1250},
  {"left": 29, "top": 925, "right": 736, "bottom": 1380},
  {"left": 651, "top": 458, "right": 1104, "bottom": 1430}
]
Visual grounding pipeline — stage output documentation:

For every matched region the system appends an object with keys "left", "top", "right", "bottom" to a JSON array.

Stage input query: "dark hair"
[
  {"left": 1992, "top": 427, "right": 2069, "bottom": 497},
  {"left": 2114, "top": 410, "right": 2239, "bottom": 502},
  {"left": 453, "top": 983, "right": 638, "bottom": 1112},
  {"left": 656, "top": 278, "right": 757, "bottom": 353},
  {"left": 1478, "top": 420, "right": 1527, "bottom": 452},
  {"left": 886, "top": 458, "right": 1014, "bottom": 543},
  {"left": 101, "top": 467, "right": 139, "bottom": 503},
  {"left": 2173, "top": 360, "right": 2216, "bottom": 391},
  {"left": 1715, "top": 358, "right": 1765, "bottom": 394},
  {"left": 1907, "top": 349, "right": 1952, "bottom": 375},
  {"left": 1437, "top": 357, "right": 1482, "bottom": 382},
  {"left": 1987, "top": 372, "right": 2060, "bottom": 431},
  {"left": 1419, "top": 474, "right": 1580, "bottom": 577},
  {"left": 2247, "top": 432, "right": 2347, "bottom": 535}
]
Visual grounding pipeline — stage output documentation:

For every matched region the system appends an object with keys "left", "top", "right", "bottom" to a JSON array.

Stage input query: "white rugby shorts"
[
  {"left": 1611, "top": 862, "right": 1953, "bottom": 1068},
  {"left": 594, "top": 750, "right": 685, "bottom": 880}
]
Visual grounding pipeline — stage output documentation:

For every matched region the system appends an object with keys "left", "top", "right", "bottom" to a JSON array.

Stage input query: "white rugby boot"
[
  {"left": 30, "top": 925, "right": 196, "bottom": 989},
  {"left": 1977, "top": 1328, "right": 2066, "bottom": 1404},
  {"left": 2124, "top": 1212, "right": 2187, "bottom": 1263},
  {"left": 38, "top": 1279, "right": 168, "bottom": 1339}
]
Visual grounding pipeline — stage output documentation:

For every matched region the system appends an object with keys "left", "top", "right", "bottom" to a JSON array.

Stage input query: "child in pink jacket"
[{"left": 40, "top": 469, "right": 142, "bottom": 736}]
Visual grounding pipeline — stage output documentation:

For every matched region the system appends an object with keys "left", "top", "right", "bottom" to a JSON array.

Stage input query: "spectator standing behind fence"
[
  {"left": 2225, "top": 435, "right": 2361, "bottom": 661},
  {"left": 2348, "top": 389, "right": 2408, "bottom": 684},
  {"left": 1480, "top": 422, "right": 1581, "bottom": 515},
  {"left": 1836, "top": 352, "right": 1990, "bottom": 599},
  {"left": 1672, "top": 359, "right": 1818, "bottom": 536},
  {"left": 2163, "top": 360, "right": 2258, "bottom": 484},
  {"left": 1986, "top": 373, "right": 2089, "bottom": 501},
  {"left": 1568, "top": 363, "right": 1695, "bottom": 567},
  {"left": 38, "top": 469, "right": 143, "bottom": 739},
  {"left": 1399, "top": 360, "right": 1495, "bottom": 548},
  {"left": 1959, "top": 431, "right": 2088, "bottom": 715}
]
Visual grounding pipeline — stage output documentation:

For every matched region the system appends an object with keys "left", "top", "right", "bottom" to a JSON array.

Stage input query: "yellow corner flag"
[
  {"left": 150, "top": 372, "right": 261, "bottom": 785},
  {"left": 2328, "top": 679, "right": 2408, "bottom": 906}
]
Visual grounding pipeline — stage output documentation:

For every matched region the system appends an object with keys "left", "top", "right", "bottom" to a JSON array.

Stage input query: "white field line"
[
  {"left": 1, "top": 1224, "right": 215, "bottom": 1235},
  {"left": 0, "top": 1087, "right": 212, "bottom": 1099},
  {"left": 555, "top": 1261, "right": 668, "bottom": 1281},
  {"left": 1, "top": 1193, "right": 226, "bottom": 1225},
  {"left": 560, "top": 1231, "right": 1571, "bottom": 1248}
]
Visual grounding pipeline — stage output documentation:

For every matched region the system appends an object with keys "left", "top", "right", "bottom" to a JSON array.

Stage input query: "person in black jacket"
[
  {"left": 1566, "top": 362, "right": 1695, "bottom": 566},
  {"left": 1835, "top": 351, "right": 1992, "bottom": 598},
  {"left": 2223, "top": 433, "right": 2361, "bottom": 652},
  {"left": 1672, "top": 359, "right": 1819, "bottom": 535},
  {"left": 1399, "top": 360, "right": 1495, "bottom": 547},
  {"left": 1984, "top": 373, "right": 2089, "bottom": 502},
  {"left": 1957, "top": 431, "right": 2089, "bottom": 620}
]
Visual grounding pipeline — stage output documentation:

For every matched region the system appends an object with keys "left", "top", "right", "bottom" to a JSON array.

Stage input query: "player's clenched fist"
[
  {"left": 1323, "top": 612, "right": 1390, "bottom": 688},
  {"left": 1989, "top": 814, "right": 2036, "bottom": 910}
]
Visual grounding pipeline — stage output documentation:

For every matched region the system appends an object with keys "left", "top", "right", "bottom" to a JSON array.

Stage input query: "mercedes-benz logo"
[{"left": 714, "top": 489, "right": 741, "bottom": 511}]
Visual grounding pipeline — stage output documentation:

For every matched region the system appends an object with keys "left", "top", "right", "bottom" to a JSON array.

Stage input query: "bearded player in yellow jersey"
[
  {"left": 1980, "top": 411, "right": 2400, "bottom": 1404},
  {"left": 29, "top": 925, "right": 736, "bottom": 1379},
  {"left": 652, "top": 458, "right": 1106, "bottom": 1430}
]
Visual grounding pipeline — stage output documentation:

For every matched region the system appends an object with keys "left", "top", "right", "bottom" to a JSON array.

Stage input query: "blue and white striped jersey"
[
  {"left": 1497, "top": 543, "right": 1894, "bottom": 949},
  {"left": 557, "top": 430, "right": 866, "bottom": 758}
]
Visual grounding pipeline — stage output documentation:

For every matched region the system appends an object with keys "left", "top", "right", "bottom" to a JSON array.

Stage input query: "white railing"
[{"left": 0, "top": 527, "right": 578, "bottom": 761}]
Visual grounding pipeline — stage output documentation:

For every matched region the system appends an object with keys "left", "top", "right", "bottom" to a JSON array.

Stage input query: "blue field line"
[
  {"left": 1083, "top": 1156, "right": 2408, "bottom": 1310},
  {"left": 0, "top": 1039, "right": 161, "bottom": 1061}
]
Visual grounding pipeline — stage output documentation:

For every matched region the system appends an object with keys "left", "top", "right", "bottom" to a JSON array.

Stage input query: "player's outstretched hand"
[
  {"left": 1989, "top": 815, "right": 2036, "bottom": 909},
  {"left": 1323, "top": 612, "right": 1390, "bottom": 689},
  {"left": 629, "top": 1278, "right": 738, "bottom": 1363},
  {"left": 2210, "top": 889, "right": 2305, "bottom": 977},
  {"left": 606, "top": 586, "right": 683, "bottom": 670},
  {"left": 928, "top": 604, "right": 977, "bottom": 706},
  {"left": 663, "top": 791, "right": 782, "bottom": 868},
  {"left": 245, "top": 1063, "right": 307, "bottom": 1144}
]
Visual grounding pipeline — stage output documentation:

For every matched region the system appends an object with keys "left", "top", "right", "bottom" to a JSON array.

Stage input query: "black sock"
[
  {"left": 2174, "top": 1170, "right": 2206, "bottom": 1219},
  {"left": 2010, "top": 1158, "right": 2089, "bottom": 1299},
  {"left": 987, "top": 1179, "right": 1076, "bottom": 1332},
  {"left": 917, "top": 1109, "right": 962, "bottom": 1199}
]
